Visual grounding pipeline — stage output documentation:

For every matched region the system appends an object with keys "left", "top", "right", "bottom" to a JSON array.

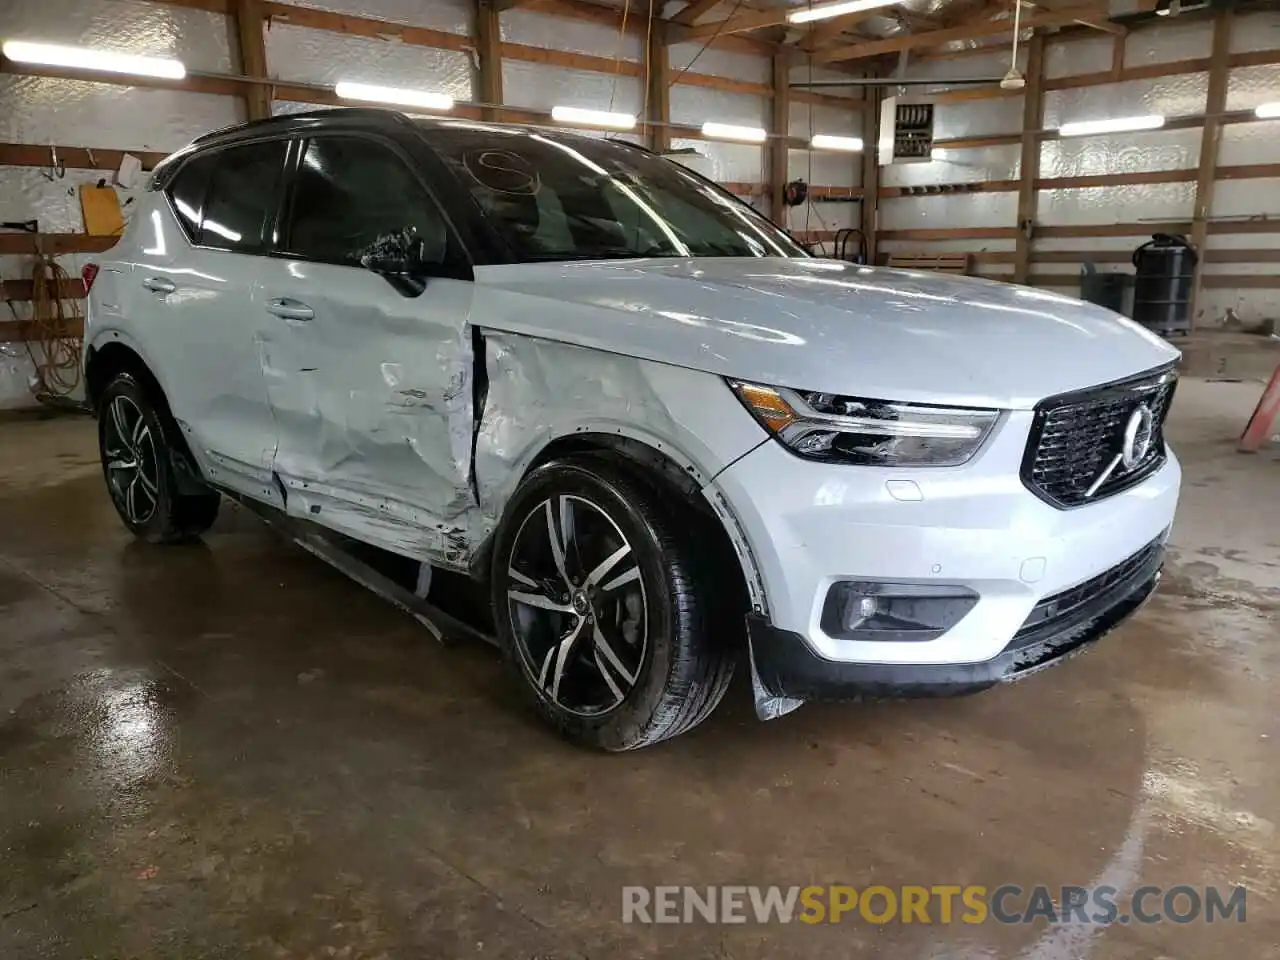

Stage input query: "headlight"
[{"left": 728, "top": 380, "right": 998, "bottom": 467}]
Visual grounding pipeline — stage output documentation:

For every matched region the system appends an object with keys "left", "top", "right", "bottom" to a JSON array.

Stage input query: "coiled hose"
[{"left": 4, "top": 255, "right": 84, "bottom": 404}]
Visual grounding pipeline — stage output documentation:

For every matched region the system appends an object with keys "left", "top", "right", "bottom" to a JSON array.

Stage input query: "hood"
[{"left": 471, "top": 258, "right": 1179, "bottom": 410}]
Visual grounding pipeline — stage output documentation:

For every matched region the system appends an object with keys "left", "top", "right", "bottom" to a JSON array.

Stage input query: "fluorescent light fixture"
[
  {"left": 810, "top": 134, "right": 864, "bottom": 151},
  {"left": 2, "top": 40, "right": 185, "bottom": 79},
  {"left": 1057, "top": 114, "right": 1165, "bottom": 137},
  {"left": 931, "top": 147, "right": 947, "bottom": 161},
  {"left": 550, "top": 105, "right": 636, "bottom": 130},
  {"left": 334, "top": 81, "right": 453, "bottom": 112},
  {"left": 788, "top": 0, "right": 899, "bottom": 24},
  {"left": 1255, "top": 102, "right": 1280, "bottom": 119},
  {"left": 701, "top": 121, "right": 767, "bottom": 143}
]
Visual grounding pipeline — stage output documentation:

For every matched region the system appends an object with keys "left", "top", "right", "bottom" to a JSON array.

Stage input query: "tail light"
[{"left": 81, "top": 262, "right": 100, "bottom": 294}]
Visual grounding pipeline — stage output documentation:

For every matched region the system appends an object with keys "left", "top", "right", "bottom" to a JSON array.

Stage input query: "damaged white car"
[{"left": 84, "top": 110, "right": 1181, "bottom": 750}]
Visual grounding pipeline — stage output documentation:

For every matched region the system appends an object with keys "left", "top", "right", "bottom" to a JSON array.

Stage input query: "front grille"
[
  {"left": 1009, "top": 533, "right": 1165, "bottom": 651},
  {"left": 1022, "top": 366, "right": 1177, "bottom": 508}
]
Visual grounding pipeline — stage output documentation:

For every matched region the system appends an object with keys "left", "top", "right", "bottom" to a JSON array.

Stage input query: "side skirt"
[{"left": 226, "top": 491, "right": 497, "bottom": 650}]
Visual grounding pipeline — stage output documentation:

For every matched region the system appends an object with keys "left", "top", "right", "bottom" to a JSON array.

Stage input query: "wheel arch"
[
  {"left": 84, "top": 334, "right": 209, "bottom": 496},
  {"left": 486, "top": 428, "right": 769, "bottom": 621}
]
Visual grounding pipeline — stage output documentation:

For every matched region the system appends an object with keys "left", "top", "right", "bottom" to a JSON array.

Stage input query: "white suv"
[{"left": 84, "top": 109, "right": 1181, "bottom": 750}]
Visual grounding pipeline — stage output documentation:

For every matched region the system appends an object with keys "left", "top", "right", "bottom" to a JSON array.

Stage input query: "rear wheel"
[
  {"left": 98, "top": 372, "right": 220, "bottom": 543},
  {"left": 491, "top": 456, "right": 736, "bottom": 751}
]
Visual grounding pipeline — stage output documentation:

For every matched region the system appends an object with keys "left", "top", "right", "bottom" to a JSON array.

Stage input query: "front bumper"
[
  {"left": 710, "top": 408, "right": 1181, "bottom": 697},
  {"left": 748, "top": 535, "right": 1164, "bottom": 699}
]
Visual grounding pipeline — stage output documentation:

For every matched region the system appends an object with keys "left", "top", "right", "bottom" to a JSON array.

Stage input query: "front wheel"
[
  {"left": 98, "top": 371, "right": 220, "bottom": 543},
  {"left": 490, "top": 456, "right": 736, "bottom": 751}
]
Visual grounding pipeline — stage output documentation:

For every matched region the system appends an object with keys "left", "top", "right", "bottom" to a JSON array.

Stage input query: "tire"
[
  {"left": 97, "top": 371, "right": 221, "bottom": 544},
  {"left": 490, "top": 455, "right": 737, "bottom": 751}
]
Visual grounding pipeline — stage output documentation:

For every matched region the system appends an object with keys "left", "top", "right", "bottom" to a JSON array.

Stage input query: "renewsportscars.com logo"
[{"left": 621, "top": 885, "right": 1247, "bottom": 926}]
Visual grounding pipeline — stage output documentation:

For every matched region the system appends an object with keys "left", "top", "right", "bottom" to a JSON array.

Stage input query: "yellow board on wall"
[{"left": 79, "top": 185, "right": 125, "bottom": 236}]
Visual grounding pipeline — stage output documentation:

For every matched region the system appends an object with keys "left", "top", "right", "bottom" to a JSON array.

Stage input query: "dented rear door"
[{"left": 255, "top": 134, "right": 479, "bottom": 565}]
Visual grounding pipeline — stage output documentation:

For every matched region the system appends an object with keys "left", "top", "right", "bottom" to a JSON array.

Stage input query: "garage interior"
[{"left": 2, "top": 0, "right": 1279, "bottom": 956}]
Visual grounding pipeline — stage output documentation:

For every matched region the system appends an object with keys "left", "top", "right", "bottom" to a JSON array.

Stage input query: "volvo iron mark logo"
[
  {"left": 1084, "top": 403, "right": 1156, "bottom": 500},
  {"left": 1121, "top": 404, "right": 1155, "bottom": 470}
]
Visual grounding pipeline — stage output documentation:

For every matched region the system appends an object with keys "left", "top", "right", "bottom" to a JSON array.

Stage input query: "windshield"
[{"left": 418, "top": 121, "right": 807, "bottom": 262}]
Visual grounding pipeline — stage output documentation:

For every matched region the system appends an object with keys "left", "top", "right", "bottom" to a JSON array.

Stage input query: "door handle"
[
  {"left": 265, "top": 298, "right": 314, "bottom": 321},
  {"left": 142, "top": 276, "right": 176, "bottom": 294}
]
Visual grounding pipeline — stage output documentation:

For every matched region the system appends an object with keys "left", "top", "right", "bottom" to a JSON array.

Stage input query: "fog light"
[{"left": 821, "top": 582, "right": 979, "bottom": 642}]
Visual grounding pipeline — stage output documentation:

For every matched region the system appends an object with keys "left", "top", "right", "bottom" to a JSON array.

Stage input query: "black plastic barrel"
[
  {"left": 1080, "top": 263, "right": 1130, "bottom": 314},
  {"left": 1132, "top": 233, "right": 1197, "bottom": 336}
]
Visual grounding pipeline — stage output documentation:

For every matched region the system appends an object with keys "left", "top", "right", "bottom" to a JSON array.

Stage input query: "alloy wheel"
[
  {"left": 103, "top": 395, "right": 161, "bottom": 526},
  {"left": 506, "top": 495, "right": 648, "bottom": 717}
]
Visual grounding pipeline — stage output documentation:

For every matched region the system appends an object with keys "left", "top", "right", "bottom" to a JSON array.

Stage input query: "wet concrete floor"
[{"left": 0, "top": 378, "right": 1276, "bottom": 959}]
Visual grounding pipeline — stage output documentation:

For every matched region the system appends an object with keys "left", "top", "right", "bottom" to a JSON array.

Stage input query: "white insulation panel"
[
  {"left": 1224, "top": 64, "right": 1280, "bottom": 114},
  {"left": 879, "top": 192, "right": 1017, "bottom": 231},
  {"left": 1127, "top": 19, "right": 1213, "bottom": 65},
  {"left": 1046, "top": 35, "right": 1113, "bottom": 80},
  {"left": 883, "top": 145, "right": 1020, "bottom": 186},
  {"left": 1210, "top": 178, "right": 1280, "bottom": 219},
  {"left": 0, "top": 76, "right": 241, "bottom": 149},
  {"left": 503, "top": 8, "right": 642, "bottom": 61},
  {"left": 1229, "top": 9, "right": 1280, "bottom": 53},
  {"left": 1037, "top": 183, "right": 1196, "bottom": 226},
  {"left": 503, "top": 62, "right": 642, "bottom": 116},
  {"left": 1040, "top": 127, "right": 1202, "bottom": 177},
  {"left": 788, "top": 101, "right": 860, "bottom": 141},
  {"left": 265, "top": 24, "right": 473, "bottom": 99},
  {"left": 932, "top": 97, "right": 1022, "bottom": 139},
  {"left": 2, "top": 0, "right": 233, "bottom": 72},
  {"left": 670, "top": 85, "right": 766, "bottom": 128},
  {"left": 668, "top": 138, "right": 763, "bottom": 183},
  {"left": 1218, "top": 120, "right": 1280, "bottom": 166},
  {"left": 787, "top": 147, "right": 858, "bottom": 189},
  {"left": 671, "top": 44, "right": 768, "bottom": 84},
  {"left": 279, "top": 0, "right": 470, "bottom": 33},
  {"left": 1044, "top": 73, "right": 1210, "bottom": 129}
]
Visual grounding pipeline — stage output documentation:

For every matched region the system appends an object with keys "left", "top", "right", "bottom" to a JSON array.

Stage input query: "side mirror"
[{"left": 360, "top": 228, "right": 438, "bottom": 297}]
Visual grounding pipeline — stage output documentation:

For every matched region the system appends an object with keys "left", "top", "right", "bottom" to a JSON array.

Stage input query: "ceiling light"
[
  {"left": 1255, "top": 102, "right": 1280, "bottom": 119},
  {"left": 931, "top": 147, "right": 947, "bottom": 161},
  {"left": 701, "top": 121, "right": 767, "bottom": 143},
  {"left": 550, "top": 105, "right": 636, "bottom": 130},
  {"left": 810, "top": 134, "right": 864, "bottom": 151},
  {"left": 1057, "top": 114, "right": 1165, "bottom": 137},
  {"left": 2, "top": 40, "right": 185, "bottom": 79},
  {"left": 334, "top": 81, "right": 453, "bottom": 112},
  {"left": 788, "top": 0, "right": 899, "bottom": 25}
]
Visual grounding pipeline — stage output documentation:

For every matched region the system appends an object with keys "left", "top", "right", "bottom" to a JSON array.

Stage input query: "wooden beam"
[
  {"left": 816, "top": 3, "right": 1109, "bottom": 63},
  {"left": 0, "top": 279, "right": 87, "bottom": 302},
  {"left": 261, "top": 1, "right": 469, "bottom": 52},
  {"left": 770, "top": 53, "right": 789, "bottom": 225},
  {"left": 1015, "top": 33, "right": 1046, "bottom": 284},
  {"left": 879, "top": 227, "right": 1021, "bottom": 241},
  {"left": 670, "top": 0, "right": 721, "bottom": 25},
  {"left": 0, "top": 234, "right": 119, "bottom": 256},
  {"left": 474, "top": 0, "right": 503, "bottom": 120},
  {"left": 231, "top": 0, "right": 271, "bottom": 120},
  {"left": 1110, "top": 29, "right": 1125, "bottom": 78},
  {"left": 1188, "top": 8, "right": 1231, "bottom": 329},
  {"left": 0, "top": 142, "right": 167, "bottom": 171},
  {"left": 647, "top": 20, "right": 671, "bottom": 152},
  {"left": 0, "top": 317, "right": 85, "bottom": 343},
  {"left": 669, "top": 7, "right": 791, "bottom": 43},
  {"left": 861, "top": 95, "right": 880, "bottom": 263}
]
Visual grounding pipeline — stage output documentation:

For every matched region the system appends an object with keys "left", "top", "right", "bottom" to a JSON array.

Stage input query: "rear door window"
[
  {"left": 198, "top": 140, "right": 288, "bottom": 253},
  {"left": 166, "top": 153, "right": 216, "bottom": 242}
]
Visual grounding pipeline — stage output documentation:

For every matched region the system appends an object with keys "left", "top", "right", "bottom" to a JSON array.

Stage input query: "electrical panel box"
[{"left": 878, "top": 97, "right": 935, "bottom": 165}]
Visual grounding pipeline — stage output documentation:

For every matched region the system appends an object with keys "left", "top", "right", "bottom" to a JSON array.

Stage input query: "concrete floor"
[{"left": 1, "top": 376, "right": 1276, "bottom": 959}]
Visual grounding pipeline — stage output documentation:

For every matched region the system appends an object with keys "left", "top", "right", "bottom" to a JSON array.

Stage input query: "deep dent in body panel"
[
  {"left": 257, "top": 310, "right": 480, "bottom": 568},
  {"left": 472, "top": 332, "right": 769, "bottom": 615}
]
